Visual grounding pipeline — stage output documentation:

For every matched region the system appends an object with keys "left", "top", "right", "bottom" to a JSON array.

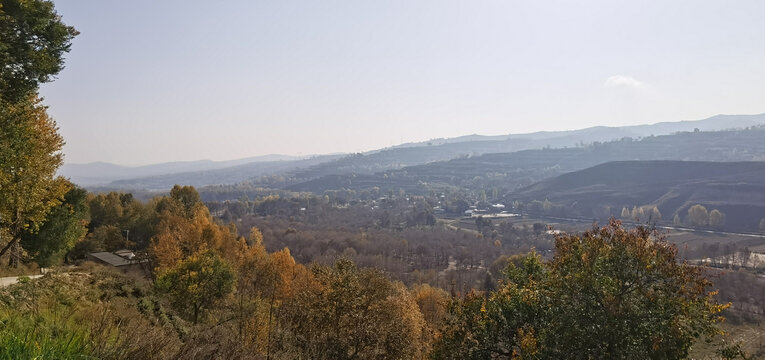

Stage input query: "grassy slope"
[{"left": 0, "top": 265, "right": 183, "bottom": 359}]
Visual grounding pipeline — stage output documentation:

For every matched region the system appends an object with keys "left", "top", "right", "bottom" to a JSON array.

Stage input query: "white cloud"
[{"left": 604, "top": 75, "right": 644, "bottom": 88}]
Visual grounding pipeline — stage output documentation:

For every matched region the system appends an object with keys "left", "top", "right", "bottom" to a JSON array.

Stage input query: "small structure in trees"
[{"left": 88, "top": 250, "right": 149, "bottom": 274}]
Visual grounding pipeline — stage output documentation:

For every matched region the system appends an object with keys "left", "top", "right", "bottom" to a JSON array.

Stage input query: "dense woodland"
[
  {"left": 1, "top": 1, "right": 763, "bottom": 359},
  {"left": 0, "top": 186, "right": 748, "bottom": 359}
]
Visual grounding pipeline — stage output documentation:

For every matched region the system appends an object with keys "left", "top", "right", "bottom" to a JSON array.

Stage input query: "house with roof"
[{"left": 88, "top": 250, "right": 149, "bottom": 274}]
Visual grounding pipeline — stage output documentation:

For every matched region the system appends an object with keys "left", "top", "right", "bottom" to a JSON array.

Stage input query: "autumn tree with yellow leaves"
[
  {"left": 149, "top": 185, "right": 241, "bottom": 271},
  {"left": 155, "top": 249, "right": 235, "bottom": 324},
  {"left": 0, "top": 96, "right": 69, "bottom": 266},
  {"left": 274, "top": 258, "right": 428, "bottom": 359}
]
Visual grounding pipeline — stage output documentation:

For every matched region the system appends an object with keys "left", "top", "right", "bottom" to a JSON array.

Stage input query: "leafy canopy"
[
  {"left": 434, "top": 220, "right": 727, "bottom": 359},
  {"left": 0, "top": 0, "right": 78, "bottom": 102},
  {"left": 20, "top": 184, "right": 88, "bottom": 267},
  {"left": 155, "top": 249, "right": 235, "bottom": 324},
  {"left": 0, "top": 95, "right": 68, "bottom": 263}
]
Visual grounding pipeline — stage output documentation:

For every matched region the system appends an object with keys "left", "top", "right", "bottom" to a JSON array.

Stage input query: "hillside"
[
  {"left": 511, "top": 161, "right": 765, "bottom": 232},
  {"left": 102, "top": 155, "right": 343, "bottom": 190},
  {"left": 389, "top": 114, "right": 765, "bottom": 149},
  {"left": 81, "top": 114, "right": 765, "bottom": 191},
  {"left": 60, "top": 154, "right": 302, "bottom": 186},
  {"left": 286, "top": 126, "right": 765, "bottom": 195},
  {"left": 268, "top": 114, "right": 765, "bottom": 188}
]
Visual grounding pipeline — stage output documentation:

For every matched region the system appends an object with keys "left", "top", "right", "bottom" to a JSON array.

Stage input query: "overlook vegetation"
[
  {"left": 0, "top": 188, "right": 744, "bottom": 359},
  {"left": 2, "top": 1, "right": 765, "bottom": 359}
]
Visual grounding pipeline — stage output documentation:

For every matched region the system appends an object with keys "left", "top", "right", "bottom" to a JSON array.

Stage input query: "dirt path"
[{"left": 0, "top": 274, "right": 43, "bottom": 287}]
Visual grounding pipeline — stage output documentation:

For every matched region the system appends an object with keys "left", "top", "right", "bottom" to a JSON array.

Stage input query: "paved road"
[
  {"left": 0, "top": 274, "right": 43, "bottom": 287},
  {"left": 527, "top": 214, "right": 765, "bottom": 239}
]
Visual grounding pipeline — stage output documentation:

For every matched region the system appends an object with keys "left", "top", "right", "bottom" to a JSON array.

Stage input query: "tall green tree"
[
  {"left": 0, "top": 0, "right": 78, "bottom": 102},
  {"left": 0, "top": 0, "right": 76, "bottom": 266},
  {"left": 20, "top": 183, "right": 88, "bottom": 267},
  {"left": 543, "top": 220, "right": 723, "bottom": 359},
  {"left": 434, "top": 220, "right": 727, "bottom": 359},
  {"left": 0, "top": 95, "right": 68, "bottom": 265},
  {"left": 87, "top": 191, "right": 156, "bottom": 249},
  {"left": 433, "top": 254, "right": 546, "bottom": 359}
]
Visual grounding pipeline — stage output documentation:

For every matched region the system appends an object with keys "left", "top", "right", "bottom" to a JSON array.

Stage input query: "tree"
[
  {"left": 0, "top": 0, "right": 76, "bottom": 266},
  {"left": 434, "top": 220, "right": 727, "bottom": 359},
  {"left": 20, "top": 184, "right": 88, "bottom": 266},
  {"left": 0, "top": 95, "right": 68, "bottom": 265},
  {"left": 0, "top": 0, "right": 79, "bottom": 102},
  {"left": 150, "top": 186, "right": 239, "bottom": 271},
  {"left": 87, "top": 192, "right": 156, "bottom": 249},
  {"left": 87, "top": 192, "right": 125, "bottom": 230},
  {"left": 226, "top": 227, "right": 316, "bottom": 355},
  {"left": 277, "top": 258, "right": 426, "bottom": 359},
  {"left": 687, "top": 204, "right": 709, "bottom": 227},
  {"left": 155, "top": 249, "right": 235, "bottom": 324},
  {"left": 630, "top": 206, "right": 644, "bottom": 221},
  {"left": 433, "top": 254, "right": 546, "bottom": 359},
  {"left": 647, "top": 206, "right": 661, "bottom": 221},
  {"left": 412, "top": 283, "right": 450, "bottom": 351},
  {"left": 69, "top": 224, "right": 134, "bottom": 260},
  {"left": 543, "top": 220, "right": 724, "bottom": 359},
  {"left": 709, "top": 209, "right": 726, "bottom": 228},
  {"left": 92, "top": 225, "right": 132, "bottom": 251},
  {"left": 169, "top": 184, "right": 203, "bottom": 219}
]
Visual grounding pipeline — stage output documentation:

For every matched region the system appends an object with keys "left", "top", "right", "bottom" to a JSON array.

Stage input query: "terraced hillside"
[{"left": 511, "top": 161, "right": 765, "bottom": 232}]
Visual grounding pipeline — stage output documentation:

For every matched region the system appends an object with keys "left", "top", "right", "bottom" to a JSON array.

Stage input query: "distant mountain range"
[
  {"left": 387, "top": 114, "right": 765, "bottom": 149},
  {"left": 286, "top": 125, "right": 765, "bottom": 194},
  {"left": 59, "top": 154, "right": 303, "bottom": 186},
  {"left": 104, "top": 154, "right": 344, "bottom": 190},
  {"left": 63, "top": 113, "right": 765, "bottom": 190}
]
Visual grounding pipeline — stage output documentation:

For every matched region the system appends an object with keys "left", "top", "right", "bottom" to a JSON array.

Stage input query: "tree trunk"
[
  {"left": 0, "top": 238, "right": 15, "bottom": 258},
  {"left": 0, "top": 238, "right": 19, "bottom": 267},
  {"left": 266, "top": 276, "right": 277, "bottom": 360}
]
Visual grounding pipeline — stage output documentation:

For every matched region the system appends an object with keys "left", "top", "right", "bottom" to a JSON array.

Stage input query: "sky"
[{"left": 40, "top": 0, "right": 765, "bottom": 166}]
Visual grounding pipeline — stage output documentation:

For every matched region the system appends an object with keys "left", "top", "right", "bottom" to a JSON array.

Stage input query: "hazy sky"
[{"left": 40, "top": 0, "right": 765, "bottom": 165}]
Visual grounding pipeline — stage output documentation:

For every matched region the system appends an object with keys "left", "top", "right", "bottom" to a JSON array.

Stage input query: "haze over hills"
[
  {"left": 286, "top": 125, "right": 765, "bottom": 195},
  {"left": 70, "top": 113, "right": 765, "bottom": 190},
  {"left": 104, "top": 154, "right": 344, "bottom": 190},
  {"left": 387, "top": 114, "right": 765, "bottom": 148},
  {"left": 59, "top": 154, "right": 303, "bottom": 186}
]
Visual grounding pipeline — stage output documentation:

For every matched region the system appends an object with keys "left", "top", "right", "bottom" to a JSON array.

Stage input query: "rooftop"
[{"left": 89, "top": 251, "right": 146, "bottom": 267}]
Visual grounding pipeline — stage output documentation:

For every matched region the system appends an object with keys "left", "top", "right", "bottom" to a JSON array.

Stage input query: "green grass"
[
  {"left": 0, "top": 266, "right": 185, "bottom": 360},
  {"left": 0, "top": 311, "right": 91, "bottom": 359}
]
